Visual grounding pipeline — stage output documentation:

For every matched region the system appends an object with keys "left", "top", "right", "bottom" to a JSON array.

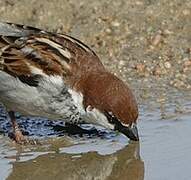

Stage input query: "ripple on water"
[{"left": 0, "top": 110, "right": 144, "bottom": 180}]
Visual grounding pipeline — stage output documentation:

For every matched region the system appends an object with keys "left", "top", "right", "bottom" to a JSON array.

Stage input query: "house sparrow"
[{"left": 0, "top": 22, "right": 139, "bottom": 144}]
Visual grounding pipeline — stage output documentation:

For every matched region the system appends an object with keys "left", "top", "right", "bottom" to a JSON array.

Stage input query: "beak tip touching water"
[{"left": 118, "top": 124, "right": 139, "bottom": 141}]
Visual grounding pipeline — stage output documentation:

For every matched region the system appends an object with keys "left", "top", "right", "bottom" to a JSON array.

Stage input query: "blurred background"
[
  {"left": 0, "top": 0, "right": 191, "bottom": 89},
  {"left": 0, "top": 0, "right": 191, "bottom": 180}
]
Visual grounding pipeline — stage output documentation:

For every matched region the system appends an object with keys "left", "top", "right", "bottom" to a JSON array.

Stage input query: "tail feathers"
[{"left": 0, "top": 22, "right": 41, "bottom": 37}]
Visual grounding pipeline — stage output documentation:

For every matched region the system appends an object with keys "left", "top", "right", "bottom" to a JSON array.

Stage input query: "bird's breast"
[{"left": 0, "top": 71, "right": 79, "bottom": 121}]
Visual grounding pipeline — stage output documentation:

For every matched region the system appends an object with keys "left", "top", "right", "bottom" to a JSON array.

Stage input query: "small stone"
[
  {"left": 156, "top": 97, "right": 166, "bottom": 103},
  {"left": 153, "top": 66, "right": 162, "bottom": 76},
  {"left": 164, "top": 62, "right": 171, "bottom": 69},
  {"left": 105, "top": 28, "right": 112, "bottom": 33},
  {"left": 183, "top": 60, "right": 191, "bottom": 67},
  {"left": 119, "top": 60, "right": 126, "bottom": 66},
  {"left": 174, "top": 80, "right": 185, "bottom": 88},
  {"left": 111, "top": 21, "right": 120, "bottom": 27},
  {"left": 183, "top": 67, "right": 188, "bottom": 73},
  {"left": 135, "top": 63, "right": 145, "bottom": 73},
  {"left": 182, "top": 9, "right": 190, "bottom": 16},
  {"left": 151, "top": 32, "right": 162, "bottom": 46},
  {"left": 97, "top": 18, "right": 102, "bottom": 24},
  {"left": 187, "top": 85, "right": 191, "bottom": 89},
  {"left": 135, "top": 1, "right": 144, "bottom": 5},
  {"left": 169, "top": 80, "right": 174, "bottom": 85},
  {"left": 175, "top": 73, "right": 182, "bottom": 78},
  {"left": 163, "top": 29, "right": 173, "bottom": 35}
]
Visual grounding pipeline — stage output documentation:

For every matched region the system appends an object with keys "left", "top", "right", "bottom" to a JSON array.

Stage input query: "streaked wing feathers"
[{"left": 0, "top": 22, "right": 104, "bottom": 87}]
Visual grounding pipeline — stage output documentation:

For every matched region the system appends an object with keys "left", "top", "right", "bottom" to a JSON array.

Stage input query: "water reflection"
[
  {"left": 6, "top": 142, "right": 144, "bottom": 180},
  {"left": 0, "top": 107, "right": 144, "bottom": 180},
  {"left": 2, "top": 87, "right": 190, "bottom": 180}
]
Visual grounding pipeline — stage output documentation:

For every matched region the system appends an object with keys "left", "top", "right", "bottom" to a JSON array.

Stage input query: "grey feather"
[{"left": 0, "top": 22, "right": 40, "bottom": 37}]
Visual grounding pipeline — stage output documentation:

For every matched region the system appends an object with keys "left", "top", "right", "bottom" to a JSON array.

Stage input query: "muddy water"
[{"left": 0, "top": 87, "right": 190, "bottom": 180}]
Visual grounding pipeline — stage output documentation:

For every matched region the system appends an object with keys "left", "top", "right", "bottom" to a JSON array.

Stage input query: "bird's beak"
[
  {"left": 104, "top": 111, "right": 139, "bottom": 141},
  {"left": 115, "top": 123, "right": 139, "bottom": 141}
]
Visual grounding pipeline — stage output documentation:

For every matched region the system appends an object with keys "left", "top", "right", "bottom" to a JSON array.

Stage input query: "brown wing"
[
  {"left": 0, "top": 35, "right": 65, "bottom": 86},
  {"left": 0, "top": 22, "right": 105, "bottom": 86}
]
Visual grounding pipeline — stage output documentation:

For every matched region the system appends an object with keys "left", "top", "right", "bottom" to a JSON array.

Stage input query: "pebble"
[
  {"left": 182, "top": 9, "right": 190, "bottom": 16},
  {"left": 135, "top": 63, "right": 145, "bottom": 73},
  {"left": 183, "top": 60, "right": 191, "bottom": 67},
  {"left": 106, "top": 28, "right": 112, "bottom": 33},
  {"left": 153, "top": 66, "right": 162, "bottom": 76},
  {"left": 164, "top": 62, "right": 171, "bottom": 69},
  {"left": 111, "top": 21, "right": 120, "bottom": 27},
  {"left": 163, "top": 29, "right": 173, "bottom": 35},
  {"left": 173, "top": 80, "right": 185, "bottom": 88},
  {"left": 119, "top": 60, "right": 126, "bottom": 66},
  {"left": 151, "top": 32, "right": 162, "bottom": 46},
  {"left": 135, "top": 1, "right": 144, "bottom": 5}
]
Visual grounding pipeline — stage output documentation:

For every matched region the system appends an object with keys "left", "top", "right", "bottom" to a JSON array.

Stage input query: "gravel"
[{"left": 0, "top": 0, "right": 190, "bottom": 90}]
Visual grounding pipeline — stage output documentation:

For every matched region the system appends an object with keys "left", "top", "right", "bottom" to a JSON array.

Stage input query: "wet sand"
[{"left": 0, "top": 0, "right": 191, "bottom": 180}]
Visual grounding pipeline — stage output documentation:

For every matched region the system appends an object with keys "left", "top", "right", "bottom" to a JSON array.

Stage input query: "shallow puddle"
[{"left": 0, "top": 87, "right": 190, "bottom": 180}]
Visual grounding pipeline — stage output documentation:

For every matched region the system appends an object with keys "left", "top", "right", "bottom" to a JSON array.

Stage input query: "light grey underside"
[
  {"left": 0, "top": 71, "right": 80, "bottom": 122},
  {"left": 0, "top": 71, "right": 114, "bottom": 129}
]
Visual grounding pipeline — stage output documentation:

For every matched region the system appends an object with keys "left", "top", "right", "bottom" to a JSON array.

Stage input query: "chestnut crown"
[
  {"left": 75, "top": 71, "right": 139, "bottom": 140},
  {"left": 76, "top": 71, "right": 138, "bottom": 124}
]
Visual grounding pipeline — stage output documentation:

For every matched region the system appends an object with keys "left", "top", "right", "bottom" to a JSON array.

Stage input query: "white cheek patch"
[
  {"left": 86, "top": 107, "right": 114, "bottom": 129},
  {"left": 68, "top": 89, "right": 114, "bottom": 130}
]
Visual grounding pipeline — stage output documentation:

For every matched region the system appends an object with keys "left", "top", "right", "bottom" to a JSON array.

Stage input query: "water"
[{"left": 0, "top": 87, "right": 190, "bottom": 180}]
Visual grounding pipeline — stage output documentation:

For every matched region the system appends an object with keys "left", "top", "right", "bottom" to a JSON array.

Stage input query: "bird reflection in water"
[{"left": 7, "top": 141, "right": 144, "bottom": 180}]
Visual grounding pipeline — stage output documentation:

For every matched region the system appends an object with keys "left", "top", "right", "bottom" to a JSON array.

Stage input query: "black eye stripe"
[
  {"left": 104, "top": 111, "right": 119, "bottom": 124},
  {"left": 104, "top": 111, "right": 125, "bottom": 132}
]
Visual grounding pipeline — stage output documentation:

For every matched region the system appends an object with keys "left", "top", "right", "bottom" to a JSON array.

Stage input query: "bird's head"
[{"left": 74, "top": 71, "right": 139, "bottom": 141}]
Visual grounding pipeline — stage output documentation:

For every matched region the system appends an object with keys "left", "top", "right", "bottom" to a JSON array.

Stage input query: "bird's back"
[{"left": 0, "top": 22, "right": 104, "bottom": 120}]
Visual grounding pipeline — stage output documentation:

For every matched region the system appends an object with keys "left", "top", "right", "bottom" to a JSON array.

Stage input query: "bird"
[{"left": 0, "top": 22, "right": 139, "bottom": 144}]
